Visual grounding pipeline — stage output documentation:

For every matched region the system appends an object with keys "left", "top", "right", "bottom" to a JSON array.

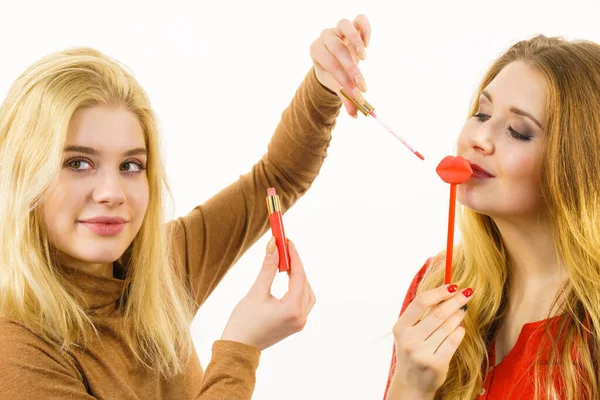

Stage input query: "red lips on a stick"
[{"left": 436, "top": 156, "right": 473, "bottom": 284}]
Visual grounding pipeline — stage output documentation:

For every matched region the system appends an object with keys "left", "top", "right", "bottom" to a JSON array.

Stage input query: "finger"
[
  {"left": 285, "top": 239, "right": 307, "bottom": 304},
  {"left": 311, "top": 35, "right": 356, "bottom": 93},
  {"left": 414, "top": 288, "right": 473, "bottom": 339},
  {"left": 249, "top": 237, "right": 279, "bottom": 295},
  {"left": 305, "top": 282, "right": 316, "bottom": 316},
  {"left": 342, "top": 37, "right": 361, "bottom": 64},
  {"left": 433, "top": 325, "right": 466, "bottom": 363},
  {"left": 353, "top": 14, "right": 371, "bottom": 48},
  {"left": 301, "top": 277, "right": 313, "bottom": 314},
  {"left": 322, "top": 33, "right": 366, "bottom": 100},
  {"left": 342, "top": 97, "right": 359, "bottom": 117},
  {"left": 399, "top": 284, "right": 461, "bottom": 326},
  {"left": 335, "top": 18, "right": 366, "bottom": 60},
  {"left": 423, "top": 308, "right": 467, "bottom": 353},
  {"left": 313, "top": 58, "right": 358, "bottom": 116}
]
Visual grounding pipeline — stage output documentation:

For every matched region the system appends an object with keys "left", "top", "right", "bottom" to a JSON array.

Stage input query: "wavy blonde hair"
[
  {"left": 0, "top": 47, "right": 194, "bottom": 377},
  {"left": 417, "top": 35, "right": 600, "bottom": 399}
]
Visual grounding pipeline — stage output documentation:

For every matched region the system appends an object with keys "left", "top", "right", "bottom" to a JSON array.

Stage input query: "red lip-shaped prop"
[
  {"left": 436, "top": 156, "right": 473, "bottom": 184},
  {"left": 436, "top": 155, "right": 473, "bottom": 285}
]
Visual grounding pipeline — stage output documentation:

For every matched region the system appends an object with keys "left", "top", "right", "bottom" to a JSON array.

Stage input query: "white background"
[{"left": 1, "top": 1, "right": 599, "bottom": 399}]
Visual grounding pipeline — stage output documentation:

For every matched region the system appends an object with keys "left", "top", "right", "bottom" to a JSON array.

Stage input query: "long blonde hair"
[
  {"left": 418, "top": 35, "right": 600, "bottom": 399},
  {"left": 0, "top": 47, "right": 194, "bottom": 377}
]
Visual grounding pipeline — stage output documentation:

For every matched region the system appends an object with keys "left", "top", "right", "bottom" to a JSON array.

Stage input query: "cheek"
[
  {"left": 502, "top": 150, "right": 541, "bottom": 189},
  {"left": 128, "top": 179, "right": 149, "bottom": 216},
  {"left": 41, "top": 181, "right": 84, "bottom": 239}
]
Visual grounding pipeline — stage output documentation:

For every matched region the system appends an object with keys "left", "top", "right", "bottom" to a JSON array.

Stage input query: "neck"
[
  {"left": 56, "top": 252, "right": 114, "bottom": 279},
  {"left": 493, "top": 214, "right": 569, "bottom": 319},
  {"left": 78, "top": 263, "right": 114, "bottom": 279}
]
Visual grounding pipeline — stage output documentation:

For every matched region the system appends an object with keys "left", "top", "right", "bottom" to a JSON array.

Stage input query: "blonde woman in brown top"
[{"left": 0, "top": 15, "right": 371, "bottom": 400}]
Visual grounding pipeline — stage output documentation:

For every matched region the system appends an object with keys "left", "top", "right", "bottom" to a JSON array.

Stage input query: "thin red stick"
[{"left": 445, "top": 184, "right": 457, "bottom": 284}]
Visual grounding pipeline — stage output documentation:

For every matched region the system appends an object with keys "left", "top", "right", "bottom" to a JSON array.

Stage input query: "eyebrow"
[
  {"left": 64, "top": 145, "right": 148, "bottom": 157},
  {"left": 481, "top": 91, "right": 542, "bottom": 129}
]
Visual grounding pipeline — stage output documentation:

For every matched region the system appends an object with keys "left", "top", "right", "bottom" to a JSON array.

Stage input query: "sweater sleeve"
[
  {"left": 0, "top": 318, "right": 95, "bottom": 400},
  {"left": 196, "top": 340, "right": 261, "bottom": 399},
  {"left": 168, "top": 68, "right": 342, "bottom": 310},
  {"left": 382, "top": 259, "right": 432, "bottom": 400}
]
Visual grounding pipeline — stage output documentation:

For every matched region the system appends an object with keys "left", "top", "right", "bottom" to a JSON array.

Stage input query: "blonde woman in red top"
[{"left": 385, "top": 35, "right": 600, "bottom": 399}]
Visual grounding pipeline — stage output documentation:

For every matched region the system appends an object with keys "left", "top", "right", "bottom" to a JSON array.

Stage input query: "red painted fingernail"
[
  {"left": 462, "top": 288, "right": 473, "bottom": 298},
  {"left": 447, "top": 284, "right": 458, "bottom": 293}
]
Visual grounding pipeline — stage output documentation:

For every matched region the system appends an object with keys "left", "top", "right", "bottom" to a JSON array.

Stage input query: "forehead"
[
  {"left": 66, "top": 105, "right": 145, "bottom": 150},
  {"left": 484, "top": 61, "right": 546, "bottom": 122}
]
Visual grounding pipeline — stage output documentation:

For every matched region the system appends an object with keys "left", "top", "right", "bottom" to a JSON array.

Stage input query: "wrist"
[
  {"left": 310, "top": 67, "right": 341, "bottom": 100},
  {"left": 220, "top": 326, "right": 244, "bottom": 345},
  {"left": 387, "top": 379, "right": 435, "bottom": 400},
  {"left": 221, "top": 328, "right": 261, "bottom": 350}
]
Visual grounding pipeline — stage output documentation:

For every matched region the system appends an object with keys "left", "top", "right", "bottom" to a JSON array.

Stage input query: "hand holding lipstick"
[
  {"left": 220, "top": 238, "right": 316, "bottom": 351},
  {"left": 310, "top": 14, "right": 371, "bottom": 117}
]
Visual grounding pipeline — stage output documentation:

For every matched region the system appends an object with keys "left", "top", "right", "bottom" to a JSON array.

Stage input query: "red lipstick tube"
[{"left": 266, "top": 187, "right": 291, "bottom": 272}]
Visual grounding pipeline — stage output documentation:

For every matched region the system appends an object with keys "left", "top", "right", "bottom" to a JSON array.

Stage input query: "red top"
[{"left": 383, "top": 260, "right": 570, "bottom": 400}]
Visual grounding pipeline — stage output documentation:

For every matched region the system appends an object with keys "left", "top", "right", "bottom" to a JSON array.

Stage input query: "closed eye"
[
  {"left": 472, "top": 113, "right": 532, "bottom": 141},
  {"left": 473, "top": 113, "right": 490, "bottom": 122}
]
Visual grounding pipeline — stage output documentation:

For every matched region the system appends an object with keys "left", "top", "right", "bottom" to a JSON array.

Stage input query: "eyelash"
[
  {"left": 473, "top": 113, "right": 532, "bottom": 142},
  {"left": 64, "top": 157, "right": 147, "bottom": 175}
]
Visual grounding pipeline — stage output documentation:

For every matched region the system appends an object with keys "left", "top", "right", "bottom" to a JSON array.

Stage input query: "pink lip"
[
  {"left": 468, "top": 162, "right": 495, "bottom": 178},
  {"left": 80, "top": 222, "right": 126, "bottom": 236},
  {"left": 80, "top": 216, "right": 127, "bottom": 224},
  {"left": 78, "top": 216, "right": 128, "bottom": 236}
]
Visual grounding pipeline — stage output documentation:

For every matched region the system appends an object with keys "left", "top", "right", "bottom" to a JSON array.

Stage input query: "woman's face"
[
  {"left": 457, "top": 61, "right": 547, "bottom": 221},
  {"left": 41, "top": 105, "right": 149, "bottom": 274}
]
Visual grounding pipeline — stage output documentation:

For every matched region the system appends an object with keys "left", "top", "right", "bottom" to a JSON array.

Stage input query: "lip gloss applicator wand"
[{"left": 340, "top": 88, "right": 425, "bottom": 161}]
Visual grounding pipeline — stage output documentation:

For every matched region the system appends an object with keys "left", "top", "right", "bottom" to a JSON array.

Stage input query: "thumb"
[
  {"left": 285, "top": 239, "right": 307, "bottom": 302},
  {"left": 338, "top": 92, "right": 358, "bottom": 117},
  {"left": 250, "top": 237, "right": 280, "bottom": 295}
]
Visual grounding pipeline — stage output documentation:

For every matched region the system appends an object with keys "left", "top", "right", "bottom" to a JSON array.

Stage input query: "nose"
[
  {"left": 92, "top": 169, "right": 126, "bottom": 205},
  {"left": 466, "top": 121, "right": 495, "bottom": 155}
]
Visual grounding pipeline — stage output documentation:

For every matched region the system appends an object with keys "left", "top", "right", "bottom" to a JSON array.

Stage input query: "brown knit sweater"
[{"left": 0, "top": 69, "right": 341, "bottom": 399}]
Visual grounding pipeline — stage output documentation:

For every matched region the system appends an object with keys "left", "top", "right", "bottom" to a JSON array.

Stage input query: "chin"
[
  {"left": 457, "top": 196, "right": 495, "bottom": 217},
  {"left": 458, "top": 187, "right": 491, "bottom": 214},
  {"left": 71, "top": 241, "right": 129, "bottom": 263},
  {"left": 70, "top": 253, "right": 122, "bottom": 265}
]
